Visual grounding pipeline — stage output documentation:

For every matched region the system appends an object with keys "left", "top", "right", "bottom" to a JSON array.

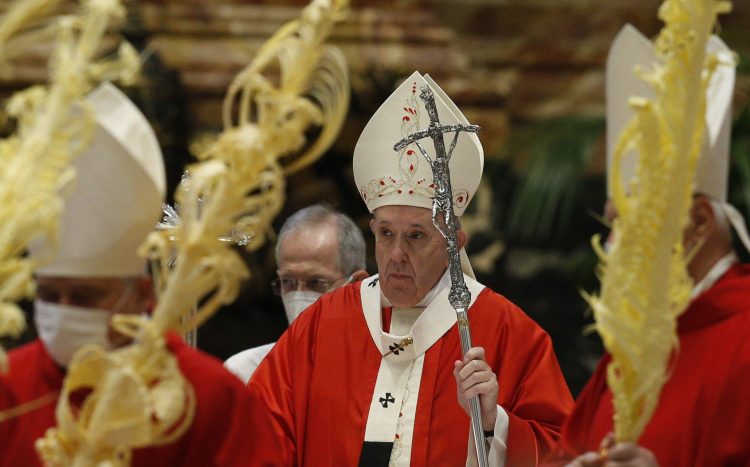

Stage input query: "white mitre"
[
  {"left": 606, "top": 24, "right": 734, "bottom": 200},
  {"left": 607, "top": 24, "right": 750, "bottom": 252},
  {"left": 353, "top": 71, "right": 483, "bottom": 217},
  {"left": 31, "top": 82, "right": 166, "bottom": 277},
  {"left": 353, "top": 71, "right": 483, "bottom": 277}
]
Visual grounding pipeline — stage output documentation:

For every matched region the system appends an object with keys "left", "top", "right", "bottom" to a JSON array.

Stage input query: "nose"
[
  {"left": 56, "top": 293, "right": 74, "bottom": 306},
  {"left": 389, "top": 235, "right": 409, "bottom": 262}
]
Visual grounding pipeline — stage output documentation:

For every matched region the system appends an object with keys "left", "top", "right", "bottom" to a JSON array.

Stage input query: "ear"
[
  {"left": 369, "top": 218, "right": 376, "bottom": 235},
  {"left": 689, "top": 196, "right": 716, "bottom": 239},
  {"left": 457, "top": 229, "right": 468, "bottom": 251},
  {"left": 352, "top": 269, "right": 369, "bottom": 282}
]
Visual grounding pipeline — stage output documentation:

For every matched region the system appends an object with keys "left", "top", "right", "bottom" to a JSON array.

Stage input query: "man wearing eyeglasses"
[{"left": 224, "top": 203, "right": 368, "bottom": 383}]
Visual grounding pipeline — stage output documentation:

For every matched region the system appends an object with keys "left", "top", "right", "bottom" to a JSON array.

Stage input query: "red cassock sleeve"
[
  {"left": 245, "top": 317, "right": 302, "bottom": 465},
  {"left": 244, "top": 288, "right": 335, "bottom": 467},
  {"left": 539, "top": 356, "right": 611, "bottom": 467},
  {"left": 466, "top": 289, "right": 575, "bottom": 466},
  {"left": 0, "top": 341, "right": 62, "bottom": 467}
]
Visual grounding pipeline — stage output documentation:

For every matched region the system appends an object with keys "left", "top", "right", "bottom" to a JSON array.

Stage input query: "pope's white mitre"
[
  {"left": 32, "top": 82, "right": 166, "bottom": 277},
  {"left": 606, "top": 24, "right": 735, "bottom": 200},
  {"left": 353, "top": 71, "right": 483, "bottom": 216}
]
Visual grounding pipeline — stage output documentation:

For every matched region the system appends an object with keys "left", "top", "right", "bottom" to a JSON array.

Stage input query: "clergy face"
[
  {"left": 371, "top": 205, "right": 465, "bottom": 307},
  {"left": 276, "top": 222, "right": 347, "bottom": 293},
  {"left": 603, "top": 196, "right": 721, "bottom": 283},
  {"left": 35, "top": 275, "right": 153, "bottom": 346}
]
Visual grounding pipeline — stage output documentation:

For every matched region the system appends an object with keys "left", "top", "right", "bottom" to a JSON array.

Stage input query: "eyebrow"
[
  {"left": 71, "top": 286, "right": 109, "bottom": 296},
  {"left": 374, "top": 219, "right": 428, "bottom": 229}
]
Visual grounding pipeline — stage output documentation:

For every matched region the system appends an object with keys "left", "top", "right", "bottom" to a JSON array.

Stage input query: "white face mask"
[
  {"left": 34, "top": 301, "right": 113, "bottom": 367},
  {"left": 33, "top": 283, "right": 135, "bottom": 367},
  {"left": 281, "top": 291, "right": 322, "bottom": 325}
]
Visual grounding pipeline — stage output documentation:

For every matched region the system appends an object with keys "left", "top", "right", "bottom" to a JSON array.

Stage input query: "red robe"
[
  {"left": 545, "top": 264, "right": 750, "bottom": 466},
  {"left": 0, "top": 333, "right": 257, "bottom": 466},
  {"left": 247, "top": 278, "right": 573, "bottom": 466}
]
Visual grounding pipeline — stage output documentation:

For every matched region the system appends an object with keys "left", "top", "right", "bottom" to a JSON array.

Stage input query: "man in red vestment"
[
  {"left": 0, "top": 82, "right": 257, "bottom": 466},
  {"left": 246, "top": 71, "right": 573, "bottom": 466},
  {"left": 544, "top": 26, "right": 750, "bottom": 467}
]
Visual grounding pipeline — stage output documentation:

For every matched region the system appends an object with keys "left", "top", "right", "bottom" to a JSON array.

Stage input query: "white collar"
[
  {"left": 361, "top": 272, "right": 485, "bottom": 359},
  {"left": 690, "top": 252, "right": 737, "bottom": 299}
]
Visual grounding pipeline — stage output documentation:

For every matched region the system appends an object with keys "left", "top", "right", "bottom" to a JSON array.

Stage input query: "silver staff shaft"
[{"left": 457, "top": 308, "right": 489, "bottom": 466}]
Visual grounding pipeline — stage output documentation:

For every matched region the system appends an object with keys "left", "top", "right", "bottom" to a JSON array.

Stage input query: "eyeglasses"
[{"left": 271, "top": 274, "right": 352, "bottom": 295}]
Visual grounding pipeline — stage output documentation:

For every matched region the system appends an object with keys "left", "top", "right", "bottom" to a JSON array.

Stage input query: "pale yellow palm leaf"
[{"left": 587, "top": 0, "right": 733, "bottom": 442}]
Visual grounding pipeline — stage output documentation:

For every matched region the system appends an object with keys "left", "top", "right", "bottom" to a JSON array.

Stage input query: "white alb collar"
[{"left": 691, "top": 252, "right": 738, "bottom": 299}]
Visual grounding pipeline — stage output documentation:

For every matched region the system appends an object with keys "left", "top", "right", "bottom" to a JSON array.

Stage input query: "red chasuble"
[
  {"left": 544, "top": 264, "right": 750, "bottom": 466},
  {"left": 246, "top": 276, "right": 573, "bottom": 466},
  {"left": 0, "top": 333, "right": 257, "bottom": 466}
]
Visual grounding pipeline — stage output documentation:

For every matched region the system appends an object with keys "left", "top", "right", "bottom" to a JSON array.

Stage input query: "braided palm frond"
[
  {"left": 586, "top": 0, "right": 732, "bottom": 443},
  {"left": 0, "top": 0, "right": 65, "bottom": 65},
  {"left": 43, "top": 1, "right": 350, "bottom": 464},
  {"left": 0, "top": 0, "right": 137, "bottom": 374},
  {"left": 222, "top": 0, "right": 350, "bottom": 176},
  {"left": 153, "top": 0, "right": 349, "bottom": 332}
]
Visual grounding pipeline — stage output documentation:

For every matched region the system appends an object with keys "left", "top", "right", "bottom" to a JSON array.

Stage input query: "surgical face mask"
[
  {"left": 34, "top": 283, "right": 135, "bottom": 367},
  {"left": 279, "top": 274, "right": 354, "bottom": 324},
  {"left": 34, "top": 301, "right": 113, "bottom": 368},
  {"left": 281, "top": 291, "right": 322, "bottom": 324}
]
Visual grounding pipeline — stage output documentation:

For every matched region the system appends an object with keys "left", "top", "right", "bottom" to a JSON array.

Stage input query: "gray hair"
[{"left": 275, "top": 203, "right": 366, "bottom": 275}]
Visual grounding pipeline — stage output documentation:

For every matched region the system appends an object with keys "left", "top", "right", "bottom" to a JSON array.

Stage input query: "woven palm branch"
[
  {"left": 0, "top": 0, "right": 65, "bottom": 66},
  {"left": 37, "top": 1, "right": 350, "bottom": 464},
  {"left": 221, "top": 0, "right": 349, "bottom": 178},
  {"left": 585, "top": 0, "right": 732, "bottom": 442},
  {"left": 0, "top": 0, "right": 138, "bottom": 374}
]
